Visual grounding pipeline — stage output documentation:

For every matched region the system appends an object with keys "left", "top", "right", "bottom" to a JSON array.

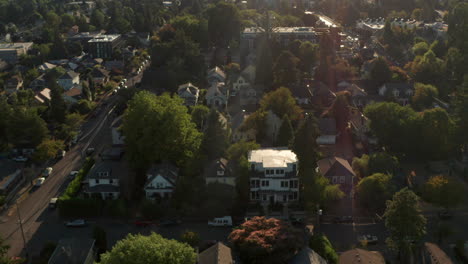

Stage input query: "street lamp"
[{"left": 317, "top": 208, "right": 323, "bottom": 232}]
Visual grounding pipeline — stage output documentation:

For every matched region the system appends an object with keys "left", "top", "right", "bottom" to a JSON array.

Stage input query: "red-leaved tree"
[{"left": 228, "top": 216, "right": 304, "bottom": 264}]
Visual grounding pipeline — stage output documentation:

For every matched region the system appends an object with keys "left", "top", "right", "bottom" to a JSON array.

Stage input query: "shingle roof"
[
  {"left": 208, "top": 66, "right": 226, "bottom": 80},
  {"left": 230, "top": 110, "right": 250, "bottom": 131},
  {"left": 146, "top": 162, "right": 179, "bottom": 187},
  {"left": 87, "top": 161, "right": 120, "bottom": 180},
  {"left": 59, "top": 71, "right": 79, "bottom": 80},
  {"left": 198, "top": 242, "right": 233, "bottom": 264},
  {"left": 289, "top": 247, "right": 327, "bottom": 264},
  {"left": 317, "top": 157, "right": 355, "bottom": 177},
  {"left": 178, "top": 82, "right": 199, "bottom": 96},
  {"left": 319, "top": 118, "right": 337, "bottom": 135},
  {"left": 48, "top": 238, "right": 95, "bottom": 264},
  {"left": 339, "top": 248, "right": 385, "bottom": 264}
]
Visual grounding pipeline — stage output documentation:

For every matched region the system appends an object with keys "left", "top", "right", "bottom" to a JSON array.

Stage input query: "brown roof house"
[
  {"left": 204, "top": 158, "right": 235, "bottom": 187},
  {"left": 420, "top": 242, "right": 453, "bottom": 264},
  {"left": 339, "top": 248, "right": 385, "bottom": 264},
  {"left": 198, "top": 242, "right": 233, "bottom": 264},
  {"left": 317, "top": 157, "right": 355, "bottom": 194}
]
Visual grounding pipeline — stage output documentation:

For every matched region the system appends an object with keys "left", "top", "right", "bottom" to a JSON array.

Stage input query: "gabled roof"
[
  {"left": 48, "top": 238, "right": 95, "bottom": 264},
  {"left": 319, "top": 118, "right": 337, "bottom": 135},
  {"left": 38, "top": 62, "right": 56, "bottom": 71},
  {"left": 206, "top": 82, "right": 227, "bottom": 98},
  {"left": 317, "top": 157, "right": 355, "bottom": 177},
  {"left": 289, "top": 247, "right": 327, "bottom": 264},
  {"left": 339, "top": 248, "right": 385, "bottom": 264},
  {"left": 91, "top": 67, "right": 109, "bottom": 78},
  {"left": 59, "top": 71, "right": 79, "bottom": 80},
  {"left": 87, "top": 161, "right": 120, "bottom": 180},
  {"left": 347, "top": 84, "right": 368, "bottom": 97},
  {"left": 198, "top": 242, "right": 233, "bottom": 264},
  {"left": 208, "top": 66, "right": 226, "bottom": 80},
  {"left": 146, "top": 162, "right": 179, "bottom": 187},
  {"left": 204, "top": 158, "right": 233, "bottom": 179},
  {"left": 230, "top": 110, "right": 250, "bottom": 131},
  {"left": 382, "top": 82, "right": 413, "bottom": 93},
  {"left": 63, "top": 87, "right": 82, "bottom": 97},
  {"left": 177, "top": 82, "right": 199, "bottom": 96},
  {"left": 34, "top": 88, "right": 51, "bottom": 103}
]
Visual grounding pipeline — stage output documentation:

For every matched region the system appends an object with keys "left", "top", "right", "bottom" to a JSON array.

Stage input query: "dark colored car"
[
  {"left": 159, "top": 219, "right": 182, "bottom": 226},
  {"left": 438, "top": 211, "right": 453, "bottom": 220},
  {"left": 134, "top": 220, "right": 156, "bottom": 227},
  {"left": 333, "top": 216, "right": 353, "bottom": 224}
]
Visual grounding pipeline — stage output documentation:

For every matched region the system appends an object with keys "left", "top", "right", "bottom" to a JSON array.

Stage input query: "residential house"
[
  {"left": 177, "top": 82, "right": 199, "bottom": 106},
  {"left": 378, "top": 82, "right": 414, "bottom": 106},
  {"left": 265, "top": 110, "right": 282, "bottom": 143},
  {"left": 337, "top": 81, "right": 369, "bottom": 108},
  {"left": 62, "top": 87, "right": 83, "bottom": 103},
  {"left": 111, "top": 116, "right": 124, "bottom": 147},
  {"left": 0, "top": 42, "right": 33, "bottom": 64},
  {"left": 4, "top": 76, "right": 23, "bottom": 94},
  {"left": 38, "top": 62, "right": 57, "bottom": 72},
  {"left": 204, "top": 158, "right": 236, "bottom": 187},
  {"left": 0, "top": 160, "right": 23, "bottom": 200},
  {"left": 57, "top": 71, "right": 80, "bottom": 91},
  {"left": 289, "top": 247, "right": 327, "bottom": 264},
  {"left": 48, "top": 238, "right": 95, "bottom": 264},
  {"left": 81, "top": 57, "right": 103, "bottom": 68},
  {"left": 339, "top": 248, "right": 385, "bottom": 264},
  {"left": 231, "top": 65, "right": 255, "bottom": 96},
  {"left": 206, "top": 82, "right": 228, "bottom": 110},
  {"left": 316, "top": 157, "right": 355, "bottom": 194},
  {"left": 349, "top": 110, "right": 371, "bottom": 154},
  {"left": 198, "top": 242, "right": 233, "bottom": 264},
  {"left": 420, "top": 242, "right": 453, "bottom": 264},
  {"left": 239, "top": 84, "right": 261, "bottom": 107},
  {"left": 34, "top": 88, "right": 51, "bottom": 105},
  {"left": 90, "top": 67, "right": 110, "bottom": 85},
  {"left": 248, "top": 148, "right": 299, "bottom": 204},
  {"left": 231, "top": 110, "right": 256, "bottom": 143},
  {"left": 317, "top": 118, "right": 338, "bottom": 145},
  {"left": 207, "top": 66, "right": 226, "bottom": 86},
  {"left": 311, "top": 81, "right": 336, "bottom": 108},
  {"left": 29, "top": 74, "right": 47, "bottom": 91},
  {"left": 144, "top": 162, "right": 179, "bottom": 200},
  {"left": 84, "top": 161, "right": 120, "bottom": 200},
  {"left": 290, "top": 84, "right": 313, "bottom": 105}
]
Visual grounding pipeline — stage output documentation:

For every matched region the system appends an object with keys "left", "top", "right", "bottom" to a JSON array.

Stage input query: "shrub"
[
  {"left": 309, "top": 234, "right": 339, "bottom": 264},
  {"left": 60, "top": 157, "right": 95, "bottom": 200}
]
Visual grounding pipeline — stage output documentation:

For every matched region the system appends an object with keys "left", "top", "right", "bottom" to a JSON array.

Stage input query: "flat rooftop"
[
  {"left": 243, "top": 27, "right": 317, "bottom": 34},
  {"left": 0, "top": 42, "right": 33, "bottom": 50},
  {"left": 249, "top": 148, "right": 297, "bottom": 168},
  {"left": 88, "top": 35, "right": 120, "bottom": 43}
]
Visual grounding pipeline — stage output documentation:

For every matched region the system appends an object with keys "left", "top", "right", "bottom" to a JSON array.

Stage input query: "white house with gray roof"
[
  {"left": 145, "top": 162, "right": 179, "bottom": 200},
  {"left": 177, "top": 82, "right": 199, "bottom": 106},
  {"left": 248, "top": 148, "right": 299, "bottom": 204},
  {"left": 84, "top": 161, "right": 120, "bottom": 200}
]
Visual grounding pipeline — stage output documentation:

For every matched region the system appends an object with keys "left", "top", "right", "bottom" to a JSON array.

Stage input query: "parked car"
[
  {"left": 134, "top": 220, "right": 156, "bottom": 227},
  {"left": 159, "top": 219, "right": 182, "bottom": 227},
  {"left": 49, "top": 198, "right": 58, "bottom": 209},
  {"left": 57, "top": 150, "right": 66, "bottom": 159},
  {"left": 290, "top": 216, "right": 305, "bottom": 226},
  {"left": 438, "top": 211, "right": 453, "bottom": 220},
  {"left": 208, "top": 216, "right": 232, "bottom": 227},
  {"left": 42, "top": 167, "right": 53, "bottom": 177},
  {"left": 12, "top": 156, "right": 28, "bottom": 162},
  {"left": 35, "top": 177, "right": 45, "bottom": 187},
  {"left": 69, "top": 171, "right": 79, "bottom": 178},
  {"left": 332, "top": 216, "right": 353, "bottom": 224},
  {"left": 358, "top": 234, "right": 378, "bottom": 245},
  {"left": 65, "top": 219, "right": 87, "bottom": 227},
  {"left": 86, "top": 148, "right": 95, "bottom": 156}
]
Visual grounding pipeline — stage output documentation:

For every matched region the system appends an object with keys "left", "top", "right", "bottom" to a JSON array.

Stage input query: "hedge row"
[{"left": 60, "top": 157, "right": 95, "bottom": 200}]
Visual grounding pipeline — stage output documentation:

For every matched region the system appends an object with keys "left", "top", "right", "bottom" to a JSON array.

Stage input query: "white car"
[
  {"left": 43, "top": 167, "right": 53, "bottom": 177},
  {"left": 65, "top": 219, "right": 87, "bottom": 227},
  {"left": 35, "top": 177, "right": 45, "bottom": 187},
  {"left": 69, "top": 171, "right": 79, "bottom": 178},
  {"left": 122, "top": 78, "right": 127, "bottom": 83},
  {"left": 358, "top": 234, "right": 378, "bottom": 245},
  {"left": 12, "top": 156, "right": 28, "bottom": 162}
]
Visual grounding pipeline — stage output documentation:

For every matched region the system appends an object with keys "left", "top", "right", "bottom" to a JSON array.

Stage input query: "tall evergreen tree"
[
  {"left": 201, "top": 109, "right": 229, "bottom": 159},
  {"left": 276, "top": 115, "right": 294, "bottom": 147},
  {"left": 49, "top": 81, "right": 67, "bottom": 124}
]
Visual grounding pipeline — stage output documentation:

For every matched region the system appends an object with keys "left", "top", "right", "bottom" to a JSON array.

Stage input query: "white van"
[{"left": 208, "top": 216, "right": 232, "bottom": 227}]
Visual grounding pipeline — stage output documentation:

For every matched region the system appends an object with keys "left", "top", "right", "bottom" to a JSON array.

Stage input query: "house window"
[
  {"left": 280, "top": 169, "right": 284, "bottom": 174},
  {"left": 95, "top": 179, "right": 100, "bottom": 184},
  {"left": 263, "top": 195, "right": 267, "bottom": 201},
  {"left": 332, "top": 177, "right": 338, "bottom": 184},
  {"left": 340, "top": 176, "right": 345, "bottom": 183},
  {"left": 281, "top": 181, "right": 289, "bottom": 187},
  {"left": 109, "top": 179, "right": 113, "bottom": 184},
  {"left": 156, "top": 182, "right": 164, "bottom": 188},
  {"left": 293, "top": 192, "right": 298, "bottom": 200},
  {"left": 261, "top": 180, "right": 269, "bottom": 187},
  {"left": 276, "top": 169, "right": 280, "bottom": 174}
]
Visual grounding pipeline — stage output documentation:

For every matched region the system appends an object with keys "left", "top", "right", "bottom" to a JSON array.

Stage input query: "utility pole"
[{"left": 15, "top": 200, "right": 29, "bottom": 260}]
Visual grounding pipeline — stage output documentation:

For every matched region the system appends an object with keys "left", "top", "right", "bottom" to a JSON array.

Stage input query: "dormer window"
[
  {"left": 393, "top": 90, "right": 400, "bottom": 97},
  {"left": 98, "top": 172, "right": 109, "bottom": 177}
]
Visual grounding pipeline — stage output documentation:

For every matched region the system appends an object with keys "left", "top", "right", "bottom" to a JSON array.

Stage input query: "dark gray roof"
[
  {"left": 382, "top": 82, "right": 414, "bottom": 94},
  {"left": 230, "top": 110, "right": 250, "bottom": 131},
  {"left": 290, "top": 85, "right": 313, "bottom": 99},
  {"left": 204, "top": 158, "right": 233, "bottom": 179},
  {"left": 289, "top": 247, "right": 327, "bottom": 264},
  {"left": 59, "top": 71, "right": 79, "bottom": 80},
  {"left": 319, "top": 118, "right": 337, "bottom": 135},
  {"left": 146, "top": 162, "right": 179, "bottom": 187},
  {"left": 91, "top": 67, "right": 109, "bottom": 78},
  {"left": 198, "top": 242, "right": 233, "bottom": 264},
  {"left": 87, "top": 161, "right": 120, "bottom": 180},
  {"left": 48, "top": 238, "right": 95, "bottom": 264}
]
